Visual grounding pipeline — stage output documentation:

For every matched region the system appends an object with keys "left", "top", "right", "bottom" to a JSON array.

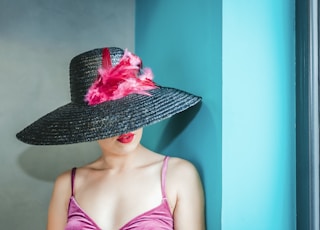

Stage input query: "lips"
[{"left": 117, "top": 132, "right": 134, "bottom": 143}]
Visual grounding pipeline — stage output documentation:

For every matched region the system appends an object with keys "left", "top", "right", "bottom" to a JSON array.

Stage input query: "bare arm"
[
  {"left": 47, "top": 171, "right": 71, "bottom": 230},
  {"left": 169, "top": 158, "right": 205, "bottom": 230}
]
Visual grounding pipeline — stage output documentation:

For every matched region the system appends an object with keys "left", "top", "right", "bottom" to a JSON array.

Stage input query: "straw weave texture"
[{"left": 16, "top": 47, "right": 201, "bottom": 145}]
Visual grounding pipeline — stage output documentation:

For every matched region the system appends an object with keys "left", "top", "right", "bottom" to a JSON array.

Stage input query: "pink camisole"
[{"left": 65, "top": 156, "right": 173, "bottom": 230}]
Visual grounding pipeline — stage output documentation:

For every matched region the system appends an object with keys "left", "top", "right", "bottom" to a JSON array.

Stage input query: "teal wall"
[
  {"left": 222, "top": 1, "right": 296, "bottom": 229},
  {"left": 136, "top": 0, "right": 295, "bottom": 229},
  {"left": 135, "top": 0, "right": 221, "bottom": 229}
]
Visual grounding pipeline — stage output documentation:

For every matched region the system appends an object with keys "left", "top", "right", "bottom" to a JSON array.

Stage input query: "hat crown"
[{"left": 69, "top": 47, "right": 124, "bottom": 104}]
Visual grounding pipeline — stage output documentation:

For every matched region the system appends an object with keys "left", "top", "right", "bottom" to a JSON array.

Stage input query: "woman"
[{"left": 17, "top": 47, "right": 205, "bottom": 229}]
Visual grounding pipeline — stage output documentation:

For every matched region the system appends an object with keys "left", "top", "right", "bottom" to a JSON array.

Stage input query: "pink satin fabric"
[{"left": 65, "top": 156, "right": 173, "bottom": 230}]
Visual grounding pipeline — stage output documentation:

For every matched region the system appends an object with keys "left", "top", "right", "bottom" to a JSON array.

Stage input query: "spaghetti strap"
[
  {"left": 161, "top": 156, "right": 170, "bottom": 198},
  {"left": 71, "top": 167, "right": 77, "bottom": 197}
]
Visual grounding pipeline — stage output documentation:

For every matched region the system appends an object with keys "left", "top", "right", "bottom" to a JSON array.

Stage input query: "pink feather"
[{"left": 85, "top": 49, "right": 158, "bottom": 105}]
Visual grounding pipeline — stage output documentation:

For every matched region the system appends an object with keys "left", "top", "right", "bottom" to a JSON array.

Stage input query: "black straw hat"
[{"left": 16, "top": 47, "right": 201, "bottom": 145}]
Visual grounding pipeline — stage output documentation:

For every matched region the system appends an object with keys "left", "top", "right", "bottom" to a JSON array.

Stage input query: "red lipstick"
[{"left": 117, "top": 132, "right": 134, "bottom": 144}]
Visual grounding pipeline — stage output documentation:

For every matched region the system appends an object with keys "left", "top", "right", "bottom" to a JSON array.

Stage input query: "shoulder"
[
  {"left": 166, "top": 157, "right": 203, "bottom": 194},
  {"left": 165, "top": 157, "right": 204, "bottom": 220},
  {"left": 165, "top": 157, "right": 205, "bottom": 229},
  {"left": 54, "top": 169, "right": 72, "bottom": 187},
  {"left": 167, "top": 157, "right": 200, "bottom": 179},
  {"left": 47, "top": 169, "right": 74, "bottom": 229},
  {"left": 51, "top": 169, "right": 74, "bottom": 202}
]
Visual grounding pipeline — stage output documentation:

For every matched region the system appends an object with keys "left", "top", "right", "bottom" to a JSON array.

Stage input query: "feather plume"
[{"left": 85, "top": 49, "right": 158, "bottom": 105}]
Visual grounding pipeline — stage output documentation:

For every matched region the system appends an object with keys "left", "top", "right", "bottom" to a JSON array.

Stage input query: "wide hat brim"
[{"left": 16, "top": 87, "right": 201, "bottom": 145}]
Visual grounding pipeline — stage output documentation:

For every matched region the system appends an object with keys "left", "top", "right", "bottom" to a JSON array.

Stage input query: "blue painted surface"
[
  {"left": 222, "top": 1, "right": 296, "bottom": 230},
  {"left": 136, "top": 0, "right": 295, "bottom": 229},
  {"left": 135, "top": 0, "right": 222, "bottom": 229}
]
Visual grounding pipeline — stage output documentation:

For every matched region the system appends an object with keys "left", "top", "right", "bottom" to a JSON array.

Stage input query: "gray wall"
[{"left": 0, "top": 1, "right": 134, "bottom": 229}]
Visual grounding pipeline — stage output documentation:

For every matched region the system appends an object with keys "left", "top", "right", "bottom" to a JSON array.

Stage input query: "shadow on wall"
[
  {"left": 156, "top": 102, "right": 217, "bottom": 180},
  {"left": 18, "top": 142, "right": 101, "bottom": 182},
  {"left": 156, "top": 102, "right": 203, "bottom": 152}
]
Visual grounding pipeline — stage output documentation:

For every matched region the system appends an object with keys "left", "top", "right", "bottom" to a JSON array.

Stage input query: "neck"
[{"left": 96, "top": 144, "right": 147, "bottom": 171}]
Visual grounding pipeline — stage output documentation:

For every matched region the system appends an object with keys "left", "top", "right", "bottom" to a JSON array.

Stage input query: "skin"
[{"left": 47, "top": 128, "right": 205, "bottom": 230}]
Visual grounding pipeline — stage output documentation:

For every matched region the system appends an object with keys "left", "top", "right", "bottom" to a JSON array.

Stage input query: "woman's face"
[{"left": 97, "top": 128, "right": 143, "bottom": 154}]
